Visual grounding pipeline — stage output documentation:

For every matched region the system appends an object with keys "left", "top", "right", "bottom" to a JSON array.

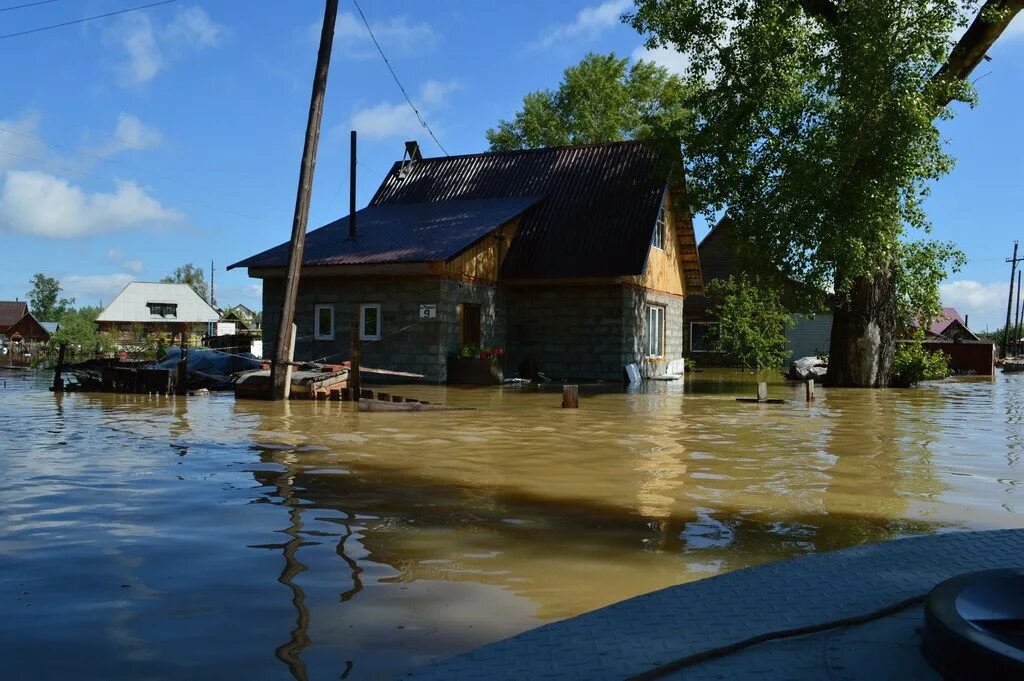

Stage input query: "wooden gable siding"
[
  {"left": 438, "top": 219, "right": 519, "bottom": 283},
  {"left": 6, "top": 313, "right": 50, "bottom": 342},
  {"left": 626, "top": 192, "right": 687, "bottom": 297}
]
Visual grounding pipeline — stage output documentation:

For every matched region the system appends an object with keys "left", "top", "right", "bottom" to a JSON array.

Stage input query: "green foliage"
[
  {"left": 706, "top": 274, "right": 792, "bottom": 369},
  {"left": 49, "top": 307, "right": 114, "bottom": 357},
  {"left": 892, "top": 339, "right": 952, "bottom": 387},
  {"left": 626, "top": 1, "right": 982, "bottom": 302},
  {"left": 162, "top": 263, "right": 212, "bottom": 305},
  {"left": 457, "top": 344, "right": 480, "bottom": 359},
  {"left": 486, "top": 52, "right": 692, "bottom": 151},
  {"left": 27, "top": 273, "right": 74, "bottom": 321},
  {"left": 896, "top": 240, "right": 967, "bottom": 327}
]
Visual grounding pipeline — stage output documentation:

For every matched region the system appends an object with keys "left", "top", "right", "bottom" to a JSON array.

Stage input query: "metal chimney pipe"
[{"left": 349, "top": 130, "right": 357, "bottom": 239}]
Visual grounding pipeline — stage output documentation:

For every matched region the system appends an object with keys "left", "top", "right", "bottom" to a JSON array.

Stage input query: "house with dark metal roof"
[
  {"left": 0, "top": 300, "right": 29, "bottom": 336},
  {"left": 230, "top": 140, "right": 703, "bottom": 383}
]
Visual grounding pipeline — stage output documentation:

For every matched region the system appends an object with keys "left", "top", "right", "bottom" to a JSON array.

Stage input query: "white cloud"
[
  {"left": 420, "top": 79, "right": 461, "bottom": 107},
  {"left": 62, "top": 273, "right": 136, "bottom": 303},
  {"left": 110, "top": 6, "right": 225, "bottom": 87},
  {"left": 0, "top": 170, "right": 182, "bottom": 238},
  {"left": 0, "top": 111, "right": 46, "bottom": 171},
  {"left": 939, "top": 279, "right": 1009, "bottom": 330},
  {"left": 534, "top": 0, "right": 630, "bottom": 49},
  {"left": 115, "top": 15, "right": 163, "bottom": 87},
  {"left": 91, "top": 114, "right": 162, "bottom": 157},
  {"left": 165, "top": 6, "right": 224, "bottom": 48},
  {"left": 632, "top": 44, "right": 691, "bottom": 75},
  {"left": 351, "top": 102, "right": 420, "bottom": 140},
  {"left": 346, "top": 79, "right": 459, "bottom": 141},
  {"left": 105, "top": 247, "right": 143, "bottom": 274},
  {"left": 314, "top": 11, "right": 437, "bottom": 59}
]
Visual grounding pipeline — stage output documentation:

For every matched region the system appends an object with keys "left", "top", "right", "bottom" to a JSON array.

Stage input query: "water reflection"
[{"left": 2, "top": 371, "right": 1023, "bottom": 679}]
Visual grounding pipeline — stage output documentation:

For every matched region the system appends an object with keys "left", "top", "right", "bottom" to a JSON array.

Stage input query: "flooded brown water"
[{"left": 2, "top": 368, "right": 1023, "bottom": 680}]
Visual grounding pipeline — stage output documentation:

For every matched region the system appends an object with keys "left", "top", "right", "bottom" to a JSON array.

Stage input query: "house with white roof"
[{"left": 96, "top": 282, "right": 219, "bottom": 342}]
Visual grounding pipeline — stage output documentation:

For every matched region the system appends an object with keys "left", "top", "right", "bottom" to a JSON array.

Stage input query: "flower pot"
[{"left": 447, "top": 357, "right": 504, "bottom": 385}]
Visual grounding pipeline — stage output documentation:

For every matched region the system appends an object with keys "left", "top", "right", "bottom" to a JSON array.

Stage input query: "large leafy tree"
[
  {"left": 162, "top": 263, "right": 213, "bottom": 306},
  {"left": 628, "top": 0, "right": 1023, "bottom": 386},
  {"left": 486, "top": 52, "right": 691, "bottom": 150},
  {"left": 27, "top": 273, "right": 74, "bottom": 321}
]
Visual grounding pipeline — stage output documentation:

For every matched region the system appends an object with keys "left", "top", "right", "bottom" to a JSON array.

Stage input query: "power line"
[
  {"left": 0, "top": 0, "right": 179, "bottom": 40},
  {"left": 351, "top": 0, "right": 449, "bottom": 156},
  {"left": 0, "top": 0, "right": 62, "bottom": 13}
]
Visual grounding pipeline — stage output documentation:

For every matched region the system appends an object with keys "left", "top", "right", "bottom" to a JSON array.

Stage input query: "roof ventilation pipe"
[{"left": 398, "top": 140, "right": 422, "bottom": 179}]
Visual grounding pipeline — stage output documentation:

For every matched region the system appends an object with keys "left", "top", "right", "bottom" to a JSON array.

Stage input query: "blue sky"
[{"left": 1, "top": 0, "right": 1022, "bottom": 330}]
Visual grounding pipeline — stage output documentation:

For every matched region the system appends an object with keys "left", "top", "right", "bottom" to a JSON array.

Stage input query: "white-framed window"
[
  {"left": 359, "top": 304, "right": 381, "bottom": 341},
  {"left": 645, "top": 304, "right": 665, "bottom": 358},
  {"left": 652, "top": 201, "right": 667, "bottom": 250},
  {"left": 690, "top": 321, "right": 718, "bottom": 352},
  {"left": 314, "top": 304, "right": 334, "bottom": 340}
]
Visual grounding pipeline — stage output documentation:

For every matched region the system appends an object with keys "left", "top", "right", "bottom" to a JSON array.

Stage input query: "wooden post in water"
[
  {"left": 757, "top": 382, "right": 768, "bottom": 402},
  {"left": 805, "top": 378, "right": 815, "bottom": 402},
  {"left": 562, "top": 384, "right": 579, "bottom": 409},
  {"left": 349, "top": 309, "right": 361, "bottom": 398},
  {"left": 176, "top": 329, "right": 188, "bottom": 395},
  {"left": 270, "top": 0, "right": 340, "bottom": 400},
  {"left": 51, "top": 342, "right": 66, "bottom": 392}
]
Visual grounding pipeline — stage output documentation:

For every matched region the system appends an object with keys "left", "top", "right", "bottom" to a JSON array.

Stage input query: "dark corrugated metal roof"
[
  {"left": 0, "top": 301, "right": 29, "bottom": 331},
  {"left": 370, "top": 140, "right": 671, "bottom": 278},
  {"left": 228, "top": 196, "right": 540, "bottom": 270}
]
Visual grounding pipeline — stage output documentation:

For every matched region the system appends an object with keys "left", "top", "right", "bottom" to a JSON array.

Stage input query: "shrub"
[{"left": 891, "top": 341, "right": 950, "bottom": 387}]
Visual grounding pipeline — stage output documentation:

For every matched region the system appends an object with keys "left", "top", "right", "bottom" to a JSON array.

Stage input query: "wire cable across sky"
[
  {"left": 0, "top": 0, "right": 180, "bottom": 40},
  {"left": 351, "top": 0, "right": 449, "bottom": 156}
]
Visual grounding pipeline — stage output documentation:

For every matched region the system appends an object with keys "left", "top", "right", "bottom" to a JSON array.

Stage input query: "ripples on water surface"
[{"left": 2, "top": 369, "right": 1023, "bottom": 679}]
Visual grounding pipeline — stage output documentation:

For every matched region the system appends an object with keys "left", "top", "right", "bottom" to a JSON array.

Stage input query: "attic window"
[
  {"left": 653, "top": 203, "right": 667, "bottom": 250},
  {"left": 147, "top": 302, "right": 178, "bottom": 318}
]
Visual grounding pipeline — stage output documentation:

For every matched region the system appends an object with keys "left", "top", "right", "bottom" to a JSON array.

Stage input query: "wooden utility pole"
[
  {"left": 1015, "top": 271, "right": 1022, "bottom": 357},
  {"left": 271, "top": 0, "right": 340, "bottom": 400},
  {"left": 1004, "top": 241, "right": 1021, "bottom": 358}
]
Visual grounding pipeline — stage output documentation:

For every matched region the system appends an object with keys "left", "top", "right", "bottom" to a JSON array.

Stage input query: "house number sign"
[{"left": 419, "top": 304, "right": 437, "bottom": 320}]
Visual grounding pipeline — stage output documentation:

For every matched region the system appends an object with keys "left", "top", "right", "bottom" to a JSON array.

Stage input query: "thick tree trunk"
[{"left": 825, "top": 266, "right": 898, "bottom": 387}]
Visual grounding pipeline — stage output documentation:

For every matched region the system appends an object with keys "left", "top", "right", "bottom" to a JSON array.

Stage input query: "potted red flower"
[{"left": 448, "top": 345, "right": 505, "bottom": 384}]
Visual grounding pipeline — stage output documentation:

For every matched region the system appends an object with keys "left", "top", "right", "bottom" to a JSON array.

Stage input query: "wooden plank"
[
  {"left": 391, "top": 394, "right": 404, "bottom": 402},
  {"left": 358, "top": 399, "right": 474, "bottom": 412},
  {"left": 377, "top": 392, "right": 391, "bottom": 401}
]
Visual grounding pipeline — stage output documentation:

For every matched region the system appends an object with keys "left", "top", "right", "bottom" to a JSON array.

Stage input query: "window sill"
[
  {"left": 314, "top": 335, "right": 334, "bottom": 341},
  {"left": 359, "top": 336, "right": 381, "bottom": 342}
]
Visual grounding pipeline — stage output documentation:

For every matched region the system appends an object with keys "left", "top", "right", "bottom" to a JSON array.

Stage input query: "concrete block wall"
[
  {"left": 261, "top": 276, "right": 500, "bottom": 383},
  {"left": 622, "top": 287, "right": 685, "bottom": 377},
  {"left": 504, "top": 284, "right": 627, "bottom": 381}
]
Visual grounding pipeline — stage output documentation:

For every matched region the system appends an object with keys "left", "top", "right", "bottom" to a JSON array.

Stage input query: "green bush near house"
[
  {"left": 707, "top": 275, "right": 792, "bottom": 370},
  {"left": 891, "top": 341, "right": 951, "bottom": 387}
]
